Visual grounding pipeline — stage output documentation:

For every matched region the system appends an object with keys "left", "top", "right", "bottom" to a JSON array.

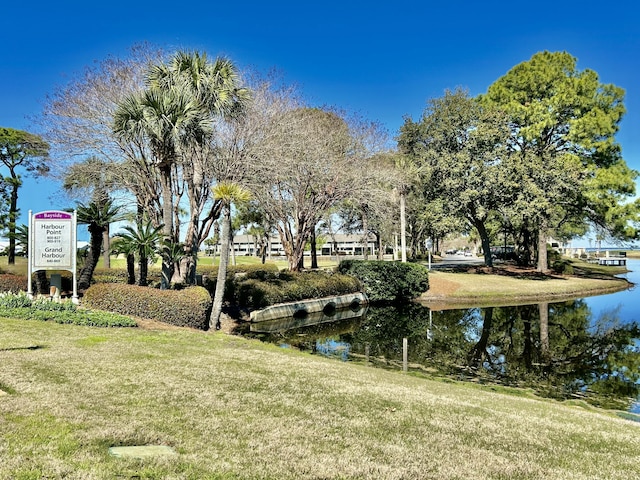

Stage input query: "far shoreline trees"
[
  {"left": 399, "top": 51, "right": 639, "bottom": 270},
  {"left": 482, "top": 50, "right": 638, "bottom": 271}
]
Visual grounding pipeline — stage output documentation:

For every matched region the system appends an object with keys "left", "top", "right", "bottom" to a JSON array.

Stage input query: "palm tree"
[
  {"left": 163, "top": 239, "right": 187, "bottom": 284},
  {"left": 149, "top": 51, "right": 248, "bottom": 119},
  {"left": 75, "top": 199, "right": 122, "bottom": 290},
  {"left": 63, "top": 156, "right": 119, "bottom": 268},
  {"left": 146, "top": 51, "right": 249, "bottom": 285},
  {"left": 210, "top": 181, "right": 251, "bottom": 330},
  {"left": 110, "top": 236, "right": 137, "bottom": 285},
  {"left": 114, "top": 82, "right": 208, "bottom": 289},
  {"left": 113, "top": 219, "right": 162, "bottom": 286}
]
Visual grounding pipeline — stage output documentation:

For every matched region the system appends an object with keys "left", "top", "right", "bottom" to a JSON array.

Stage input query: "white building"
[{"left": 208, "top": 233, "right": 380, "bottom": 257}]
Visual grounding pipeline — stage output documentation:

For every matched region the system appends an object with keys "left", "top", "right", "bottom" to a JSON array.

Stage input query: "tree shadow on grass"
[
  {"left": 0, "top": 345, "right": 45, "bottom": 351},
  {"left": 438, "top": 264, "right": 564, "bottom": 281}
]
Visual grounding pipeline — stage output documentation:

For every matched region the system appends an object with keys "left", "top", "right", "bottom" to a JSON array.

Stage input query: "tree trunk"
[
  {"left": 183, "top": 158, "right": 203, "bottom": 286},
  {"left": 102, "top": 227, "right": 110, "bottom": 268},
  {"left": 7, "top": 173, "right": 19, "bottom": 265},
  {"left": 138, "top": 252, "right": 149, "bottom": 287},
  {"left": 310, "top": 228, "right": 318, "bottom": 269},
  {"left": 210, "top": 205, "right": 231, "bottom": 330},
  {"left": 159, "top": 164, "right": 174, "bottom": 289},
  {"left": 281, "top": 227, "right": 306, "bottom": 272},
  {"left": 362, "top": 212, "right": 369, "bottom": 260},
  {"left": 261, "top": 233, "right": 267, "bottom": 264},
  {"left": 537, "top": 221, "right": 549, "bottom": 273},
  {"left": 78, "top": 224, "right": 103, "bottom": 290},
  {"left": 34, "top": 270, "right": 49, "bottom": 295},
  {"left": 521, "top": 306, "right": 533, "bottom": 370},
  {"left": 539, "top": 302, "right": 550, "bottom": 366},
  {"left": 517, "top": 224, "right": 533, "bottom": 267},
  {"left": 231, "top": 233, "right": 236, "bottom": 266},
  {"left": 126, "top": 253, "right": 135, "bottom": 284},
  {"left": 468, "top": 307, "right": 494, "bottom": 369},
  {"left": 472, "top": 219, "right": 494, "bottom": 267},
  {"left": 400, "top": 190, "right": 407, "bottom": 263}
]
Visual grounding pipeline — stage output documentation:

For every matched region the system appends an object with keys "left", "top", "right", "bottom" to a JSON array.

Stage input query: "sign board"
[
  {"left": 28, "top": 210, "right": 78, "bottom": 302},
  {"left": 31, "top": 211, "right": 74, "bottom": 269}
]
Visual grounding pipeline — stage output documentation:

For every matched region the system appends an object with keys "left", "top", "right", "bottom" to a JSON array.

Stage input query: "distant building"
[{"left": 207, "top": 233, "right": 379, "bottom": 257}]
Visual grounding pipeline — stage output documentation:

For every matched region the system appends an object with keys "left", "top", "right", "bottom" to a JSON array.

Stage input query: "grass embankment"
[
  {"left": 420, "top": 259, "right": 632, "bottom": 309},
  {"left": 1, "top": 318, "right": 639, "bottom": 480}
]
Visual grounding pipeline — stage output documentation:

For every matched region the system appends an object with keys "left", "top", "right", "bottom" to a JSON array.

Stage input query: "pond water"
[{"left": 245, "top": 259, "right": 640, "bottom": 413}]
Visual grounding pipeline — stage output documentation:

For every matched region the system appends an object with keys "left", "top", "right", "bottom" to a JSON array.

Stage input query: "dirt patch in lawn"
[{"left": 425, "top": 276, "right": 462, "bottom": 297}]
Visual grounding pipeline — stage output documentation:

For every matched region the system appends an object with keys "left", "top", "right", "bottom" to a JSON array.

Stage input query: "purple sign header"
[{"left": 34, "top": 211, "right": 72, "bottom": 220}]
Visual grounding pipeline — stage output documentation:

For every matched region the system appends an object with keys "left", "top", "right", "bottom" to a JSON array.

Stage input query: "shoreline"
[
  {"left": 417, "top": 282, "right": 631, "bottom": 310},
  {"left": 417, "top": 265, "right": 632, "bottom": 310}
]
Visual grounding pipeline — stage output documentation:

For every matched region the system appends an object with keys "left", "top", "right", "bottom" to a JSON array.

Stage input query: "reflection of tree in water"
[{"left": 346, "top": 301, "right": 640, "bottom": 409}]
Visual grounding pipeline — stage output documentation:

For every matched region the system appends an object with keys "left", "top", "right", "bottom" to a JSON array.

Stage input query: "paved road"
[{"left": 430, "top": 254, "right": 485, "bottom": 270}]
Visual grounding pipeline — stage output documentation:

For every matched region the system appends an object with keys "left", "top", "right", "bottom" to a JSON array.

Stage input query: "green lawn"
[
  {"left": 104, "top": 254, "right": 337, "bottom": 271},
  {"left": 1, "top": 318, "right": 639, "bottom": 479}
]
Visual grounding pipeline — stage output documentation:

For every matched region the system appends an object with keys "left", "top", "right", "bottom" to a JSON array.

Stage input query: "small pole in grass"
[{"left": 403, "top": 337, "right": 408, "bottom": 372}]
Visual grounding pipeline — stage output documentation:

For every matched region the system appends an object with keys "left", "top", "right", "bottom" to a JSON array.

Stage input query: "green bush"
[
  {"left": 92, "top": 268, "right": 130, "bottom": 284},
  {"left": 552, "top": 260, "right": 574, "bottom": 275},
  {"left": 0, "top": 272, "right": 73, "bottom": 295},
  {"left": 83, "top": 284, "right": 212, "bottom": 330},
  {"left": 230, "top": 270, "right": 362, "bottom": 309},
  {"left": 198, "top": 262, "right": 279, "bottom": 280},
  {"left": 548, "top": 248, "right": 574, "bottom": 275},
  {"left": 336, "top": 260, "right": 429, "bottom": 303},
  {"left": 200, "top": 263, "right": 283, "bottom": 303},
  {"left": 0, "top": 274, "right": 28, "bottom": 293}
]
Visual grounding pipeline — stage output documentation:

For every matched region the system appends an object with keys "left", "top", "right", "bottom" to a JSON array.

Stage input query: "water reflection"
[{"left": 247, "top": 300, "right": 640, "bottom": 411}]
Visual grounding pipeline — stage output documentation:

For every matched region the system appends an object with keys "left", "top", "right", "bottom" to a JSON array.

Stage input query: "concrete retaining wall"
[
  {"left": 250, "top": 304, "right": 369, "bottom": 333},
  {"left": 249, "top": 292, "right": 368, "bottom": 323}
]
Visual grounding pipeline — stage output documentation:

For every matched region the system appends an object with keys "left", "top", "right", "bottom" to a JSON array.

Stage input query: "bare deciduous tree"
[{"left": 249, "top": 104, "right": 390, "bottom": 271}]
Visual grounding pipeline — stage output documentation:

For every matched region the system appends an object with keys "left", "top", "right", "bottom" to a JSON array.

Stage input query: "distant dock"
[{"left": 593, "top": 257, "right": 626, "bottom": 267}]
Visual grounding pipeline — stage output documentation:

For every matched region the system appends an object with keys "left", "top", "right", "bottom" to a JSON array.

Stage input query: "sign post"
[{"left": 28, "top": 210, "right": 78, "bottom": 303}]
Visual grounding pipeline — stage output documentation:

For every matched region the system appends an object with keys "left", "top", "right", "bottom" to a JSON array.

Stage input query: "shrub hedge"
[
  {"left": 336, "top": 260, "right": 429, "bottom": 303},
  {"left": 200, "top": 262, "right": 283, "bottom": 304},
  {"left": 0, "top": 274, "right": 27, "bottom": 293},
  {"left": 198, "top": 262, "right": 280, "bottom": 280},
  {"left": 219, "top": 270, "right": 362, "bottom": 309},
  {"left": 547, "top": 248, "right": 575, "bottom": 275},
  {"left": 0, "top": 272, "right": 74, "bottom": 296},
  {"left": 83, "top": 284, "right": 212, "bottom": 330}
]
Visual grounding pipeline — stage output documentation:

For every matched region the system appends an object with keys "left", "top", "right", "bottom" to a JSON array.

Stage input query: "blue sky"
[{"left": 2, "top": 1, "right": 639, "bottom": 241}]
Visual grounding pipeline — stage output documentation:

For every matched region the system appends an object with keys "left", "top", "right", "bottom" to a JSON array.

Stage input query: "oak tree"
[{"left": 398, "top": 89, "right": 511, "bottom": 266}]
